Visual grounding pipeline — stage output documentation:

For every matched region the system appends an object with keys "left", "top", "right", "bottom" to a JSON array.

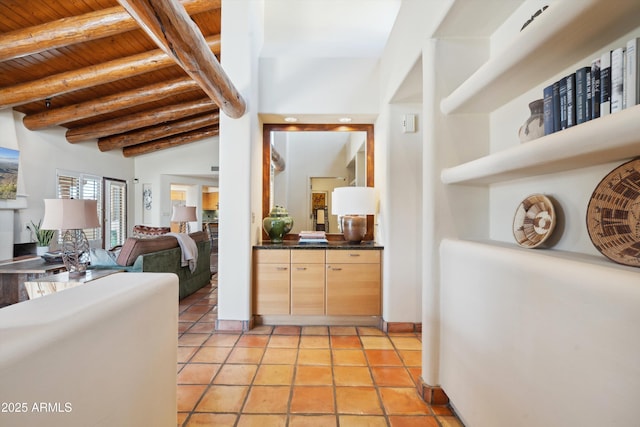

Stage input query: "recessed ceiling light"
[
  {"left": 284, "top": 117, "right": 298, "bottom": 123},
  {"left": 339, "top": 117, "right": 352, "bottom": 123}
]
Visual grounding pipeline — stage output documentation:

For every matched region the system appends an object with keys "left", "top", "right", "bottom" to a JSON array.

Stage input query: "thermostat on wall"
[{"left": 402, "top": 114, "right": 416, "bottom": 133}]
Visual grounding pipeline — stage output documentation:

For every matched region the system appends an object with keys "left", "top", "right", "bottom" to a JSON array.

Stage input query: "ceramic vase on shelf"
[
  {"left": 263, "top": 205, "right": 293, "bottom": 243},
  {"left": 518, "top": 99, "right": 545, "bottom": 143},
  {"left": 36, "top": 246, "right": 49, "bottom": 256}
]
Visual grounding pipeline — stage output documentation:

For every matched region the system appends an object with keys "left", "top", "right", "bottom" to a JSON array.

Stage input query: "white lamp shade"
[
  {"left": 41, "top": 199, "right": 100, "bottom": 230},
  {"left": 171, "top": 205, "right": 197, "bottom": 222},
  {"left": 331, "top": 187, "right": 377, "bottom": 216}
]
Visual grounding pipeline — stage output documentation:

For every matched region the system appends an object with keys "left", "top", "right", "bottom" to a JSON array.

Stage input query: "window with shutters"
[
  {"left": 56, "top": 170, "right": 103, "bottom": 245},
  {"left": 104, "top": 178, "right": 127, "bottom": 249}
]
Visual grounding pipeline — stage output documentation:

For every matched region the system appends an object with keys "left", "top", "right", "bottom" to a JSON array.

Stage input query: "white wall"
[
  {"left": 441, "top": 239, "right": 640, "bottom": 427},
  {"left": 377, "top": 0, "right": 452, "bottom": 331},
  {"left": 380, "top": 104, "right": 423, "bottom": 323},
  {"left": 259, "top": 57, "right": 379, "bottom": 115},
  {"left": 133, "top": 136, "right": 219, "bottom": 227},
  {"left": 5, "top": 111, "right": 134, "bottom": 254},
  {"left": 217, "top": 0, "right": 264, "bottom": 324}
]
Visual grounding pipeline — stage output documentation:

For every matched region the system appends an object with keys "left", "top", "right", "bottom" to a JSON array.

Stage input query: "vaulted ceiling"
[{"left": 0, "top": 0, "right": 240, "bottom": 157}]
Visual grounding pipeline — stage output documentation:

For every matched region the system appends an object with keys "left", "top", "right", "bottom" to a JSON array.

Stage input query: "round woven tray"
[
  {"left": 512, "top": 194, "right": 556, "bottom": 248},
  {"left": 586, "top": 158, "right": 640, "bottom": 267}
]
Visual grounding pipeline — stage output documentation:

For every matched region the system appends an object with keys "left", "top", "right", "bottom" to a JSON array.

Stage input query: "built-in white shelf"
[
  {"left": 448, "top": 238, "right": 640, "bottom": 274},
  {"left": 440, "top": 0, "right": 640, "bottom": 115},
  {"left": 441, "top": 104, "right": 640, "bottom": 185}
]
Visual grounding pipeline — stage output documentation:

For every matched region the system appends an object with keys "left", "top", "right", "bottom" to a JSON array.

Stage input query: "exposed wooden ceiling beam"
[
  {"left": 122, "top": 126, "right": 219, "bottom": 157},
  {"left": 23, "top": 77, "right": 199, "bottom": 131},
  {"left": 98, "top": 112, "right": 219, "bottom": 151},
  {"left": 66, "top": 98, "right": 217, "bottom": 143},
  {"left": 0, "top": 0, "right": 220, "bottom": 62},
  {"left": 118, "top": 0, "right": 246, "bottom": 118},
  {"left": 0, "top": 35, "right": 220, "bottom": 110}
]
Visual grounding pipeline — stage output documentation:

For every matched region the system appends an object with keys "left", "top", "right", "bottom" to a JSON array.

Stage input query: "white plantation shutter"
[
  {"left": 105, "top": 179, "right": 127, "bottom": 249},
  {"left": 56, "top": 170, "right": 102, "bottom": 244}
]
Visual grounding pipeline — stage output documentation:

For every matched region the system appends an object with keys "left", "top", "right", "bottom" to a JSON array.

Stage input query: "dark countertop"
[{"left": 254, "top": 241, "right": 383, "bottom": 250}]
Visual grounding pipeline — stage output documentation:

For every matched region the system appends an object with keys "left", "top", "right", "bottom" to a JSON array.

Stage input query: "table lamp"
[
  {"left": 41, "top": 199, "right": 100, "bottom": 276},
  {"left": 331, "top": 187, "right": 377, "bottom": 243},
  {"left": 171, "top": 205, "right": 197, "bottom": 233}
]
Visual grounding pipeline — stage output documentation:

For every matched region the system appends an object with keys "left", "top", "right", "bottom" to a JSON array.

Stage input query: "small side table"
[{"left": 24, "top": 269, "right": 124, "bottom": 299}]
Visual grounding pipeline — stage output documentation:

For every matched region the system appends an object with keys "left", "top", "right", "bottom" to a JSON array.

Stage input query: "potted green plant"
[{"left": 27, "top": 220, "right": 55, "bottom": 255}]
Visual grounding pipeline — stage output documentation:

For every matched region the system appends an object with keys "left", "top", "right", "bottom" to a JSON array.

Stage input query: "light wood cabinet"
[
  {"left": 290, "top": 250, "right": 325, "bottom": 315},
  {"left": 202, "top": 191, "right": 219, "bottom": 210},
  {"left": 326, "top": 250, "right": 381, "bottom": 315},
  {"left": 253, "top": 249, "right": 290, "bottom": 315},
  {"left": 253, "top": 247, "right": 382, "bottom": 317}
]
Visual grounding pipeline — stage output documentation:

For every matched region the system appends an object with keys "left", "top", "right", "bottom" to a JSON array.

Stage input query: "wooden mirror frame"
[{"left": 262, "top": 123, "right": 375, "bottom": 241}]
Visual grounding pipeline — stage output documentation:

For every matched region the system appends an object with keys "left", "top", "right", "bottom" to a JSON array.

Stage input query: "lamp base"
[
  {"left": 61, "top": 229, "right": 91, "bottom": 274},
  {"left": 341, "top": 215, "right": 367, "bottom": 243}
]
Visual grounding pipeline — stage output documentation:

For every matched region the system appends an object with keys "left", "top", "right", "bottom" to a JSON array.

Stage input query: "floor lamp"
[
  {"left": 172, "top": 205, "right": 197, "bottom": 233},
  {"left": 331, "top": 187, "right": 377, "bottom": 243},
  {"left": 41, "top": 199, "right": 100, "bottom": 276}
]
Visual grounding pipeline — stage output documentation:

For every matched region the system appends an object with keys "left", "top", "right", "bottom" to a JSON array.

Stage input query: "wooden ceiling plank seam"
[
  {"left": 0, "top": 34, "right": 221, "bottom": 109},
  {"left": 0, "top": 0, "right": 220, "bottom": 62},
  {"left": 97, "top": 111, "right": 220, "bottom": 150},
  {"left": 65, "top": 97, "right": 217, "bottom": 142},
  {"left": 118, "top": 0, "right": 246, "bottom": 118},
  {"left": 122, "top": 126, "right": 219, "bottom": 157},
  {"left": 23, "top": 76, "right": 200, "bottom": 130}
]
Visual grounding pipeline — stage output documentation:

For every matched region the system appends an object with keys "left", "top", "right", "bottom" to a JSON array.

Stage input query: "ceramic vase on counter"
[
  {"left": 263, "top": 205, "right": 293, "bottom": 243},
  {"left": 518, "top": 99, "right": 545, "bottom": 143}
]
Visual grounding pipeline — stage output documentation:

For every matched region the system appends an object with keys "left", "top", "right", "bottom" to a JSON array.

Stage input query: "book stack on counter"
[
  {"left": 543, "top": 37, "right": 640, "bottom": 136},
  {"left": 298, "top": 231, "right": 328, "bottom": 244}
]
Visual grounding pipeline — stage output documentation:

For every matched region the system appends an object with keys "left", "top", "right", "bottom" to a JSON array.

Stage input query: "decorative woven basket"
[
  {"left": 512, "top": 194, "right": 556, "bottom": 248},
  {"left": 586, "top": 158, "right": 640, "bottom": 267}
]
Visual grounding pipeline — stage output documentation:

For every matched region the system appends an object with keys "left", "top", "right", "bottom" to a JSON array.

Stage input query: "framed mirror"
[{"left": 262, "top": 123, "right": 374, "bottom": 241}]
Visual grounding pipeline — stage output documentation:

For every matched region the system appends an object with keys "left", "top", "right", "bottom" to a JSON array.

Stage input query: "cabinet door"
[
  {"left": 326, "top": 263, "right": 380, "bottom": 315},
  {"left": 254, "top": 263, "right": 290, "bottom": 314},
  {"left": 291, "top": 263, "right": 325, "bottom": 315}
]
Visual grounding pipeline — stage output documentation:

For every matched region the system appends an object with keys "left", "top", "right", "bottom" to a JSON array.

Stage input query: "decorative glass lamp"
[
  {"left": 41, "top": 199, "right": 100, "bottom": 276},
  {"left": 331, "top": 187, "right": 377, "bottom": 243},
  {"left": 171, "top": 205, "right": 197, "bottom": 233}
]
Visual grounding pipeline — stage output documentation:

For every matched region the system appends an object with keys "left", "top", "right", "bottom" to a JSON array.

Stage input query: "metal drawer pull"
[
  {"left": 349, "top": 253, "right": 360, "bottom": 257},
  {"left": 276, "top": 267, "right": 288, "bottom": 271},
  {"left": 328, "top": 266, "right": 342, "bottom": 271},
  {"left": 296, "top": 267, "right": 307, "bottom": 271}
]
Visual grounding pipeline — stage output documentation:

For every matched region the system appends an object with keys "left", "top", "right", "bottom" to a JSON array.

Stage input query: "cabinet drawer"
[
  {"left": 291, "top": 249, "right": 325, "bottom": 264},
  {"left": 254, "top": 249, "right": 290, "bottom": 263},
  {"left": 326, "top": 250, "right": 380, "bottom": 264}
]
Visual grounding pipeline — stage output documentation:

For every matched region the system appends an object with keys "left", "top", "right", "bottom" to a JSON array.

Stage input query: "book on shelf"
[
  {"left": 611, "top": 47, "right": 625, "bottom": 113},
  {"left": 591, "top": 58, "right": 601, "bottom": 119},
  {"left": 543, "top": 84, "right": 555, "bottom": 135},
  {"left": 626, "top": 37, "right": 640, "bottom": 108},
  {"left": 565, "top": 73, "right": 576, "bottom": 127},
  {"left": 600, "top": 50, "right": 612, "bottom": 116},
  {"left": 559, "top": 77, "right": 568, "bottom": 130},
  {"left": 552, "top": 80, "right": 561, "bottom": 132},
  {"left": 575, "top": 66, "right": 591, "bottom": 124}
]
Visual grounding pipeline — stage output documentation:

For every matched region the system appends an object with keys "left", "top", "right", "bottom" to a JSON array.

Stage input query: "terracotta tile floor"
[{"left": 177, "top": 277, "right": 464, "bottom": 427}]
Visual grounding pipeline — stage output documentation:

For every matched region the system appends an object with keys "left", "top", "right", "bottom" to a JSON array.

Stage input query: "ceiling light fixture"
[
  {"left": 284, "top": 117, "right": 298, "bottom": 123},
  {"left": 339, "top": 117, "right": 352, "bottom": 123}
]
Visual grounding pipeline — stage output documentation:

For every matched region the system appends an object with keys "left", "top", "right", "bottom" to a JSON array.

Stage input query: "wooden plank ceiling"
[{"left": 0, "top": 0, "right": 242, "bottom": 157}]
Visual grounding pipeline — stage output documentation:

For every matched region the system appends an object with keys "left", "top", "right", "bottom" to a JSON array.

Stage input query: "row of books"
[{"left": 543, "top": 37, "right": 640, "bottom": 136}]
